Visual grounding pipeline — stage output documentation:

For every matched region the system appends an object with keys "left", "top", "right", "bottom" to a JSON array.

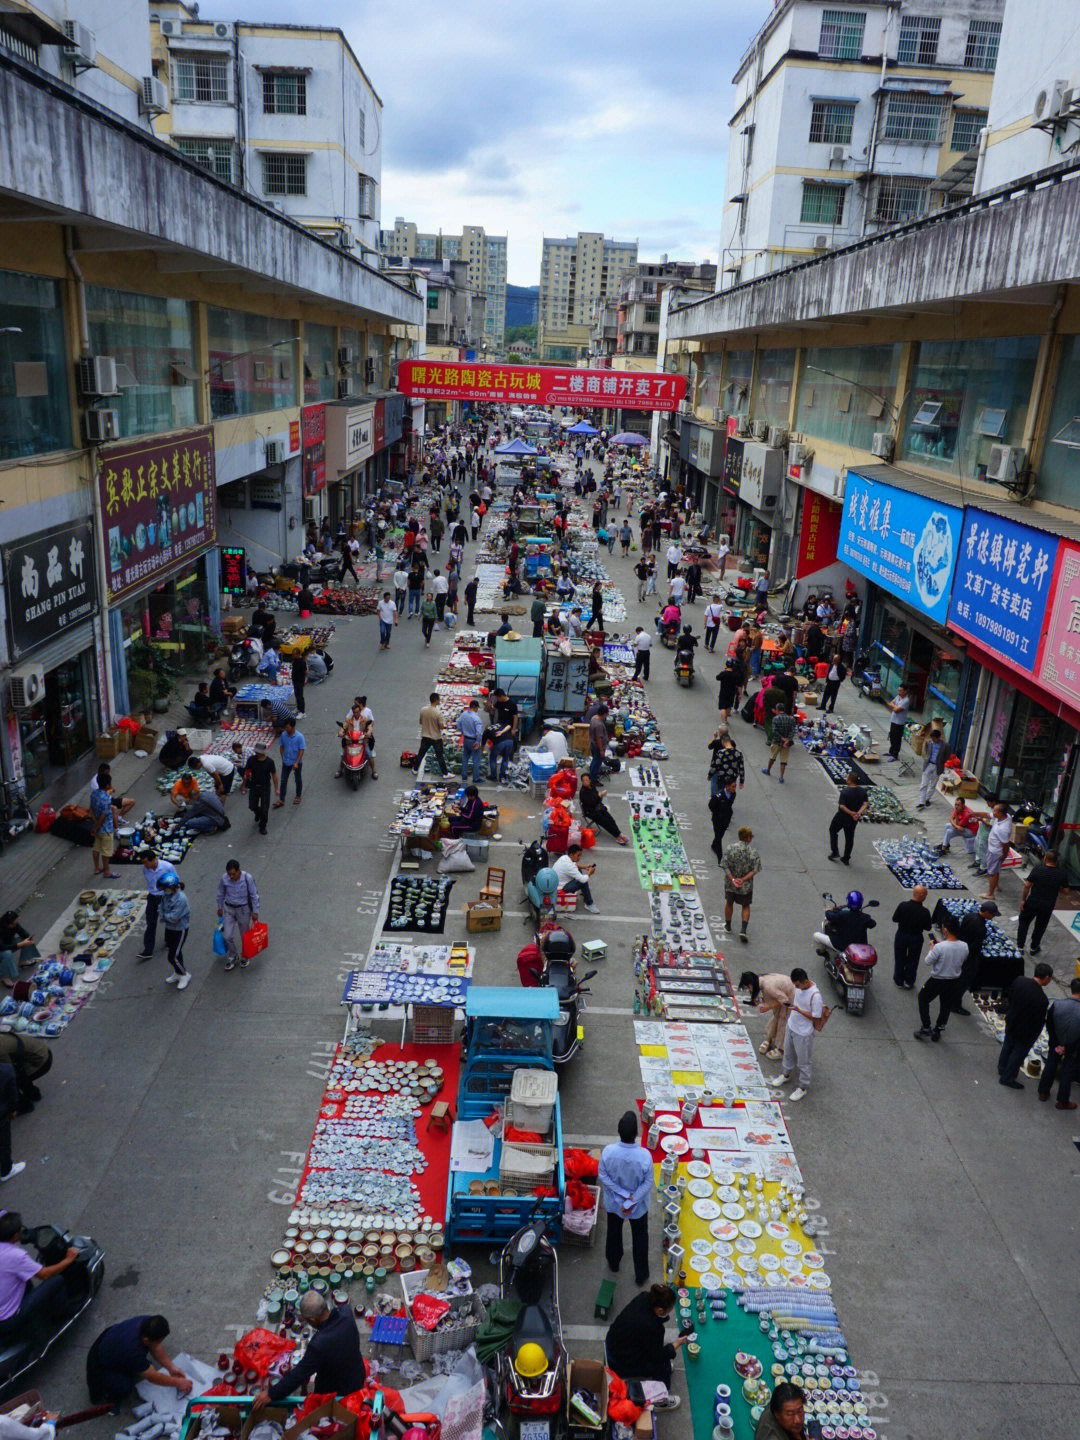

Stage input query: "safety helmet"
[
  {"left": 846, "top": 890, "right": 864, "bottom": 910},
  {"left": 683, "top": 624, "right": 692, "bottom": 633},
  {"left": 159, "top": 871, "right": 181, "bottom": 890},
  {"left": 514, "top": 1343, "right": 548, "bottom": 1378}
]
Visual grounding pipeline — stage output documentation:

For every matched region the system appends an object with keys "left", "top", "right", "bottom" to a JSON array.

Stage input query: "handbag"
[{"left": 241, "top": 921, "right": 269, "bottom": 959}]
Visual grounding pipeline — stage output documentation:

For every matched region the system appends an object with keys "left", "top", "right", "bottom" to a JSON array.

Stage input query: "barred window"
[
  {"left": 809, "top": 100, "right": 856, "bottom": 145},
  {"left": 818, "top": 9, "right": 865, "bottom": 60},
  {"left": 951, "top": 108, "right": 988, "bottom": 153},
  {"left": 174, "top": 137, "right": 234, "bottom": 182},
  {"left": 882, "top": 93, "right": 945, "bottom": 143},
  {"left": 358, "top": 174, "right": 376, "bottom": 219},
  {"left": 173, "top": 53, "right": 228, "bottom": 103},
  {"left": 263, "top": 72, "right": 306, "bottom": 115},
  {"left": 800, "top": 182, "right": 846, "bottom": 226},
  {"left": 874, "top": 176, "right": 930, "bottom": 225},
  {"left": 964, "top": 19, "right": 1001, "bottom": 70},
  {"left": 262, "top": 152, "right": 307, "bottom": 196},
  {"left": 897, "top": 15, "right": 941, "bottom": 65}
]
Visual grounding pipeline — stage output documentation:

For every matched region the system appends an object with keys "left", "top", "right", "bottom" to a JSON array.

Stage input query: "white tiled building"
[{"left": 379, "top": 220, "right": 507, "bottom": 349}]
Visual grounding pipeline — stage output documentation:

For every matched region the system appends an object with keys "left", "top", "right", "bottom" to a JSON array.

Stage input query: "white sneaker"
[
  {"left": 164, "top": 973, "right": 179, "bottom": 985},
  {"left": 788, "top": 1087, "right": 808, "bottom": 1102},
  {"left": 584, "top": 903, "right": 599, "bottom": 914},
  {"left": 770, "top": 1073, "right": 790, "bottom": 1087},
  {"left": 0, "top": 1162, "right": 26, "bottom": 1182},
  {"left": 177, "top": 974, "right": 191, "bottom": 990}
]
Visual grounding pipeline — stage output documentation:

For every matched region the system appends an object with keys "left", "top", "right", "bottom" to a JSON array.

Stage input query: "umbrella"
[
  {"left": 495, "top": 437, "right": 539, "bottom": 456},
  {"left": 610, "top": 431, "right": 648, "bottom": 446},
  {"left": 567, "top": 420, "right": 599, "bottom": 436}
]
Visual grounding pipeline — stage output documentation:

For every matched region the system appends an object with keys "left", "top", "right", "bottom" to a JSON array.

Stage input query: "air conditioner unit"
[
  {"left": 212, "top": 21, "right": 235, "bottom": 40},
  {"left": 1064, "top": 87, "right": 1080, "bottom": 115},
  {"left": 337, "top": 345, "right": 354, "bottom": 368},
  {"left": 158, "top": 18, "right": 181, "bottom": 37},
  {"left": 871, "top": 431, "right": 894, "bottom": 460},
  {"left": 789, "top": 440, "right": 807, "bottom": 466},
  {"left": 265, "top": 440, "right": 284, "bottom": 464},
  {"left": 63, "top": 20, "right": 97, "bottom": 69},
  {"left": 752, "top": 419, "right": 769, "bottom": 440},
  {"left": 813, "top": 234, "right": 830, "bottom": 251},
  {"left": 77, "top": 356, "right": 119, "bottom": 398},
  {"left": 987, "top": 444, "right": 1025, "bottom": 483},
  {"left": 1035, "top": 79, "right": 1069, "bottom": 120},
  {"left": 767, "top": 425, "right": 788, "bottom": 449},
  {"left": 714, "top": 408, "right": 728, "bottom": 426},
  {"left": 84, "top": 408, "right": 119, "bottom": 443},
  {"left": 336, "top": 377, "right": 351, "bottom": 399},
  {"left": 829, "top": 145, "right": 846, "bottom": 165},
  {"left": 140, "top": 76, "right": 169, "bottom": 116},
  {"left": 338, "top": 231, "right": 353, "bottom": 251},
  {"left": 9, "top": 666, "right": 46, "bottom": 709},
  {"left": 364, "top": 358, "right": 376, "bottom": 386}
]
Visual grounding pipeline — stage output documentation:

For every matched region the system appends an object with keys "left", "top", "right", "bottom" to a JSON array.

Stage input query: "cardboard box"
[
  {"left": 95, "top": 731, "right": 120, "bottom": 759},
  {"left": 222, "top": 615, "right": 247, "bottom": 634},
  {"left": 571, "top": 722, "right": 591, "bottom": 756},
  {"left": 115, "top": 726, "right": 133, "bottom": 752},
  {"left": 480, "top": 809, "right": 500, "bottom": 837},
  {"left": 284, "top": 1401, "right": 357, "bottom": 1440},
  {"left": 465, "top": 899, "right": 503, "bottom": 932},
  {"left": 634, "top": 1409, "right": 654, "bottom": 1440},
  {"left": 241, "top": 1408, "right": 290, "bottom": 1440},
  {"left": 567, "top": 1358, "right": 609, "bottom": 1432},
  {"left": 135, "top": 725, "right": 160, "bottom": 752}
]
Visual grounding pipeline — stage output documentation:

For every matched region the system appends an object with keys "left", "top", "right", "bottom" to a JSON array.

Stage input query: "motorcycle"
[
  {"left": 0, "top": 1224, "right": 105, "bottom": 1401},
  {"left": 658, "top": 620, "right": 679, "bottom": 650},
  {"left": 497, "top": 1211, "right": 566, "bottom": 1440},
  {"left": 338, "top": 725, "right": 371, "bottom": 790},
  {"left": 516, "top": 927, "right": 595, "bottom": 1065},
  {"left": 674, "top": 652, "right": 694, "bottom": 687},
  {"left": 813, "top": 893, "right": 880, "bottom": 1016}
]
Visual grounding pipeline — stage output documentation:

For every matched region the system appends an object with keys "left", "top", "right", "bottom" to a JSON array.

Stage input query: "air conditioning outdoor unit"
[
  {"left": 77, "top": 356, "right": 119, "bottom": 398},
  {"left": 813, "top": 234, "right": 830, "bottom": 251},
  {"left": 829, "top": 146, "right": 846, "bottom": 165},
  {"left": 364, "top": 358, "right": 376, "bottom": 385},
  {"left": 63, "top": 20, "right": 97, "bottom": 68},
  {"left": 337, "top": 378, "right": 351, "bottom": 399},
  {"left": 337, "top": 346, "right": 354, "bottom": 368},
  {"left": 84, "top": 409, "right": 119, "bottom": 443},
  {"left": 871, "top": 431, "right": 894, "bottom": 460},
  {"left": 1035, "top": 79, "right": 1069, "bottom": 121},
  {"left": 987, "top": 444, "right": 1024, "bottom": 483},
  {"left": 9, "top": 666, "right": 46, "bottom": 709},
  {"left": 159, "top": 19, "right": 181, "bottom": 37},
  {"left": 265, "top": 440, "right": 283, "bottom": 465},
  {"left": 212, "top": 22, "right": 235, "bottom": 40},
  {"left": 767, "top": 424, "right": 788, "bottom": 449},
  {"left": 789, "top": 441, "right": 807, "bottom": 466},
  {"left": 714, "top": 408, "right": 728, "bottom": 426},
  {"left": 140, "top": 76, "right": 169, "bottom": 115},
  {"left": 752, "top": 419, "right": 769, "bottom": 440}
]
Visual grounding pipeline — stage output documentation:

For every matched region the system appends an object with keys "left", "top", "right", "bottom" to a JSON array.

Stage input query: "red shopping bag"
[{"left": 241, "top": 921, "right": 269, "bottom": 959}]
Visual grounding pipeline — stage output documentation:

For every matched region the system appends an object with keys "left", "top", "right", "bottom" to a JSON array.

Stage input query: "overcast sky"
[{"left": 241, "top": 0, "right": 766, "bottom": 285}]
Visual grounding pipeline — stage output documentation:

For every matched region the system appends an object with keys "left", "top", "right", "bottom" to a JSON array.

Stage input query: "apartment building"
[
  {"left": 538, "top": 233, "right": 637, "bottom": 362},
  {"left": 593, "top": 259, "right": 718, "bottom": 362},
  {"left": 379, "top": 220, "right": 507, "bottom": 349},
  {"left": 722, "top": 0, "right": 1004, "bottom": 286}
]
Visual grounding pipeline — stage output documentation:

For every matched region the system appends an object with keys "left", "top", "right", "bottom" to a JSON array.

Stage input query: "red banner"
[
  {"left": 301, "top": 404, "right": 326, "bottom": 497},
  {"left": 796, "top": 490, "right": 842, "bottom": 579},
  {"left": 398, "top": 359, "right": 686, "bottom": 412}
]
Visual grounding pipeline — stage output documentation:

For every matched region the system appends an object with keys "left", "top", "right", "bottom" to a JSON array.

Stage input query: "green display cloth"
[
  {"left": 683, "top": 1292, "right": 774, "bottom": 1440},
  {"left": 630, "top": 818, "right": 690, "bottom": 889}
]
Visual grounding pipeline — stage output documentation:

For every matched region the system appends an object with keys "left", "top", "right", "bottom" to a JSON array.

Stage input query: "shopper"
[
  {"left": 579, "top": 774, "right": 629, "bottom": 845},
  {"left": 762, "top": 708, "right": 796, "bottom": 783},
  {"left": 724, "top": 827, "right": 761, "bottom": 944},
  {"left": 886, "top": 685, "right": 911, "bottom": 761},
  {"left": 136, "top": 851, "right": 170, "bottom": 961},
  {"left": 464, "top": 576, "right": 478, "bottom": 627},
  {"left": 598, "top": 1110, "right": 653, "bottom": 1286},
  {"left": 891, "top": 885, "right": 933, "bottom": 989},
  {"left": 1037, "top": 978, "right": 1080, "bottom": 1108},
  {"left": 90, "top": 781, "right": 121, "bottom": 880},
  {"left": 216, "top": 859, "right": 260, "bottom": 973},
  {"left": 820, "top": 655, "right": 846, "bottom": 714},
  {"left": 420, "top": 589, "right": 438, "bottom": 646},
  {"left": 393, "top": 564, "right": 408, "bottom": 617},
  {"left": 552, "top": 845, "right": 599, "bottom": 914},
  {"left": 769, "top": 968, "right": 831, "bottom": 1102},
  {"left": 530, "top": 595, "right": 547, "bottom": 639},
  {"left": 827, "top": 771, "right": 870, "bottom": 865},
  {"left": 376, "top": 591, "right": 398, "bottom": 650},
  {"left": 954, "top": 899, "right": 998, "bottom": 1014},
  {"left": 739, "top": 970, "right": 796, "bottom": 1060},
  {"left": 709, "top": 780, "right": 737, "bottom": 866},
  {"left": 665, "top": 541, "right": 682, "bottom": 578},
  {"left": 417, "top": 693, "right": 447, "bottom": 775},
  {"left": 274, "top": 718, "right": 305, "bottom": 807},
  {"left": 702, "top": 595, "right": 724, "bottom": 653},
  {"left": 182, "top": 786, "right": 229, "bottom": 835},
  {"left": 86, "top": 1314, "right": 191, "bottom": 1409},
  {"left": 761, "top": 680, "right": 790, "bottom": 746},
  {"left": 588, "top": 703, "right": 610, "bottom": 783},
  {"left": 997, "top": 963, "right": 1053, "bottom": 1088},
  {"left": 241, "top": 741, "right": 279, "bottom": 836},
  {"left": 915, "top": 726, "right": 948, "bottom": 810},
  {"left": 936, "top": 797, "right": 978, "bottom": 859},
  {"left": 193, "top": 751, "right": 235, "bottom": 796},
  {"left": 1017, "top": 850, "right": 1067, "bottom": 954},
  {"left": 457, "top": 699, "right": 485, "bottom": 783},
  {"left": 489, "top": 688, "right": 519, "bottom": 782},
  {"left": 157, "top": 872, "right": 190, "bottom": 991},
  {"left": 708, "top": 725, "right": 745, "bottom": 798},
  {"left": 716, "top": 658, "right": 740, "bottom": 720},
  {"left": 914, "top": 916, "right": 967, "bottom": 1042},
  {"left": 632, "top": 626, "right": 652, "bottom": 681},
  {"left": 980, "top": 803, "right": 1013, "bottom": 902},
  {"left": 605, "top": 1284, "right": 687, "bottom": 1395}
]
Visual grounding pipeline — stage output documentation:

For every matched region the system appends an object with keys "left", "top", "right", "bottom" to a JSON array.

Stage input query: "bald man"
[
  {"left": 253, "top": 1292, "right": 365, "bottom": 1410},
  {"left": 892, "top": 884, "right": 934, "bottom": 989}
]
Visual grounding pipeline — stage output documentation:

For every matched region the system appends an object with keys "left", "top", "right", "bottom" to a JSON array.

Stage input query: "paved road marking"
[
  {"left": 583, "top": 1005, "right": 635, "bottom": 1016},
  {"left": 562, "top": 1323, "right": 610, "bottom": 1342}
]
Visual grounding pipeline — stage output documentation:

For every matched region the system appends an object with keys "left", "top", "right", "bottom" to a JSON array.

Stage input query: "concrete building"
[
  {"left": 592, "top": 259, "right": 717, "bottom": 362},
  {"left": 538, "top": 232, "right": 637, "bottom": 362},
  {"left": 722, "top": 0, "right": 1004, "bottom": 286},
  {"left": 0, "top": 26, "right": 421, "bottom": 804},
  {"left": 379, "top": 219, "right": 507, "bottom": 350},
  {"left": 147, "top": 4, "right": 382, "bottom": 259}
]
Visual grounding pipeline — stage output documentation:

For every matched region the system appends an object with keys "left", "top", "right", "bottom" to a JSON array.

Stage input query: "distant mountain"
[{"left": 505, "top": 284, "right": 539, "bottom": 329}]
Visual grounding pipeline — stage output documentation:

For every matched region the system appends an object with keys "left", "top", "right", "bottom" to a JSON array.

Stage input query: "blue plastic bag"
[{"left": 212, "top": 924, "right": 228, "bottom": 957}]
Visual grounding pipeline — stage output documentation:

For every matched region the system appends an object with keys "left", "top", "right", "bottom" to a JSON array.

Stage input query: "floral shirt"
[{"left": 724, "top": 842, "right": 761, "bottom": 884}]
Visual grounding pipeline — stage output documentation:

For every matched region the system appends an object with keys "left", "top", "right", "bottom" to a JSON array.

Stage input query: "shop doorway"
[{"left": 18, "top": 656, "right": 94, "bottom": 799}]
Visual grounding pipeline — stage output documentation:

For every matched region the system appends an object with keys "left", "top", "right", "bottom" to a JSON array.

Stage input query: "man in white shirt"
[
  {"left": 981, "top": 803, "right": 1013, "bottom": 902},
  {"left": 668, "top": 573, "right": 686, "bottom": 605},
  {"left": 537, "top": 723, "right": 569, "bottom": 763},
  {"left": 703, "top": 596, "right": 725, "bottom": 652},
  {"left": 769, "top": 967, "right": 831, "bottom": 1101},
  {"left": 393, "top": 566, "right": 408, "bottom": 615},
  {"left": 552, "top": 845, "right": 599, "bottom": 914},
  {"left": 633, "top": 626, "right": 652, "bottom": 681},
  {"left": 717, "top": 535, "right": 731, "bottom": 579},
  {"left": 665, "top": 542, "right": 682, "bottom": 578},
  {"left": 194, "top": 751, "right": 236, "bottom": 794},
  {"left": 432, "top": 569, "right": 449, "bottom": 624},
  {"left": 376, "top": 592, "right": 397, "bottom": 650}
]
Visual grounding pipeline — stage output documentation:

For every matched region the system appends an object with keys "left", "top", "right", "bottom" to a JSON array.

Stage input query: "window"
[
  {"left": 818, "top": 9, "right": 865, "bottom": 60},
  {"left": 85, "top": 287, "right": 197, "bottom": 439},
  {"left": 208, "top": 307, "right": 294, "bottom": 419},
  {"left": 795, "top": 344, "right": 902, "bottom": 452},
  {"left": 358, "top": 174, "right": 375, "bottom": 219},
  {"left": 951, "top": 108, "right": 988, "bottom": 153},
  {"left": 262, "top": 71, "right": 306, "bottom": 115},
  {"left": 0, "top": 24, "right": 39, "bottom": 64},
  {"left": 882, "top": 93, "right": 946, "bottom": 143},
  {"left": 0, "top": 270, "right": 72, "bottom": 460},
  {"left": 174, "top": 137, "right": 233, "bottom": 183},
  {"left": 172, "top": 52, "right": 228, "bottom": 103},
  {"left": 644, "top": 306, "right": 660, "bottom": 325},
  {"left": 809, "top": 100, "right": 856, "bottom": 145},
  {"left": 902, "top": 335, "right": 1039, "bottom": 471},
  {"left": 358, "top": 108, "right": 365, "bottom": 149},
  {"left": 897, "top": 15, "right": 941, "bottom": 65},
  {"left": 800, "top": 182, "right": 846, "bottom": 226},
  {"left": 262, "top": 152, "right": 306, "bottom": 196},
  {"left": 303, "top": 321, "right": 336, "bottom": 402},
  {"left": 964, "top": 18, "right": 1001, "bottom": 71},
  {"left": 873, "top": 176, "right": 930, "bottom": 224}
]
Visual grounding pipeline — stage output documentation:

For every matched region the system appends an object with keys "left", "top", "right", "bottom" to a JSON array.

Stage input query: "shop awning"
[{"left": 962, "top": 637, "right": 1080, "bottom": 732}]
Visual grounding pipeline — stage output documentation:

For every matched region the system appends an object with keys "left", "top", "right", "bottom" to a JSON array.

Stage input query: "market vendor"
[
  {"left": 605, "top": 1283, "right": 688, "bottom": 1393},
  {"left": 86, "top": 1314, "right": 192, "bottom": 1410},
  {"left": 0, "top": 910, "right": 37, "bottom": 987},
  {"left": 159, "top": 729, "right": 193, "bottom": 770},
  {"left": 170, "top": 773, "right": 200, "bottom": 810},
  {"left": 578, "top": 774, "right": 628, "bottom": 845},
  {"left": 255, "top": 1293, "right": 365, "bottom": 1409},
  {"left": 755, "top": 1382, "right": 820, "bottom": 1440},
  {"left": 445, "top": 785, "right": 485, "bottom": 836},
  {"left": 0, "top": 1031, "right": 52, "bottom": 1114},
  {"left": 182, "top": 786, "right": 229, "bottom": 836}
]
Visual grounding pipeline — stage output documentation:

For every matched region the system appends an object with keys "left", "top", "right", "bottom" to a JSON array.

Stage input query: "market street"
[{"left": 5, "top": 467, "right": 1077, "bottom": 1440}]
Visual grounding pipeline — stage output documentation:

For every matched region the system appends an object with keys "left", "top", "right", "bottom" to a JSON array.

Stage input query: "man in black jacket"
[
  {"left": 256, "top": 1294, "right": 365, "bottom": 1408},
  {"left": 997, "top": 964, "right": 1053, "bottom": 1089},
  {"left": 953, "top": 900, "right": 998, "bottom": 1015}
]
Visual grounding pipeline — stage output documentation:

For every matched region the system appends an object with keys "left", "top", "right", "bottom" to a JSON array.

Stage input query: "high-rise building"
[
  {"left": 379, "top": 220, "right": 507, "bottom": 348},
  {"left": 720, "top": 0, "right": 1003, "bottom": 287},
  {"left": 538, "top": 233, "right": 637, "bottom": 362},
  {"left": 592, "top": 259, "right": 717, "bottom": 362}
]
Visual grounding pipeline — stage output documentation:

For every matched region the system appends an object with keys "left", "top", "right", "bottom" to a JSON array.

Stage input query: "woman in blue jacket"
[{"left": 158, "top": 873, "right": 191, "bottom": 991}]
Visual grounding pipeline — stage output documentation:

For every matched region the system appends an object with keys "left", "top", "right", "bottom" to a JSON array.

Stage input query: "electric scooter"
[
  {"left": 497, "top": 1211, "right": 566, "bottom": 1440},
  {"left": 337, "top": 725, "right": 371, "bottom": 790},
  {"left": 0, "top": 1225, "right": 105, "bottom": 1401}
]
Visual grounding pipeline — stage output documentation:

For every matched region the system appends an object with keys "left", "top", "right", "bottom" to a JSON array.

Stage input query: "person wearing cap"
[
  {"left": 242, "top": 743, "right": 278, "bottom": 836},
  {"left": 953, "top": 899, "right": 998, "bottom": 1014},
  {"left": 157, "top": 873, "right": 190, "bottom": 991}
]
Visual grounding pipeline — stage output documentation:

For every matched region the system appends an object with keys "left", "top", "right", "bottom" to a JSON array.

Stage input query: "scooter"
[
  {"left": 497, "top": 1211, "right": 566, "bottom": 1440},
  {"left": 658, "top": 620, "right": 679, "bottom": 649},
  {"left": 0, "top": 1224, "right": 105, "bottom": 1401},
  {"left": 524, "top": 927, "right": 595, "bottom": 1065},
  {"left": 674, "top": 653, "right": 694, "bottom": 687},
  {"left": 813, "top": 894, "right": 880, "bottom": 1016},
  {"left": 338, "top": 725, "right": 371, "bottom": 789}
]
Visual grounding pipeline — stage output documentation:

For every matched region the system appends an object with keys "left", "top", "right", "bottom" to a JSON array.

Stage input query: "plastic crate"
[
  {"left": 499, "top": 1141, "right": 555, "bottom": 1191},
  {"left": 509, "top": 1068, "right": 558, "bottom": 1132},
  {"left": 410, "top": 1005, "right": 460, "bottom": 1045}
]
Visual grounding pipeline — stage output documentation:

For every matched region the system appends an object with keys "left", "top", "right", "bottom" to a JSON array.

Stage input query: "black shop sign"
[{"left": 2, "top": 519, "right": 98, "bottom": 659}]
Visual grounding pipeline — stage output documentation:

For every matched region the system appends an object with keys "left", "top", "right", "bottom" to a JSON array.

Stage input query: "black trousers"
[
  {"left": 422, "top": 616, "right": 436, "bottom": 644},
  {"left": 142, "top": 893, "right": 161, "bottom": 955},
  {"left": 436, "top": 595, "right": 446, "bottom": 620},
  {"left": 606, "top": 1210, "right": 650, "bottom": 1285},
  {"left": 998, "top": 1022, "right": 1040, "bottom": 1082},
  {"left": 248, "top": 785, "right": 272, "bottom": 830},
  {"left": 634, "top": 652, "right": 650, "bottom": 680},
  {"left": 893, "top": 929, "right": 922, "bottom": 986},
  {"left": 704, "top": 625, "right": 719, "bottom": 651},
  {"left": 710, "top": 806, "right": 732, "bottom": 860},
  {"left": 293, "top": 679, "right": 305, "bottom": 715},
  {"left": 532, "top": 620, "right": 544, "bottom": 638},
  {"left": 1016, "top": 902, "right": 1054, "bottom": 951},
  {"left": 466, "top": 603, "right": 476, "bottom": 626},
  {"left": 587, "top": 804, "right": 621, "bottom": 839},
  {"left": 164, "top": 927, "right": 188, "bottom": 976},
  {"left": 889, "top": 722, "right": 905, "bottom": 759},
  {"left": 418, "top": 737, "right": 447, "bottom": 773},
  {"left": 821, "top": 680, "right": 841, "bottom": 713},
  {"left": 0, "top": 1062, "right": 14, "bottom": 1175},
  {"left": 918, "top": 975, "right": 959, "bottom": 1031},
  {"left": 1038, "top": 1040, "right": 1080, "bottom": 1101},
  {"left": 829, "top": 812, "right": 856, "bottom": 860}
]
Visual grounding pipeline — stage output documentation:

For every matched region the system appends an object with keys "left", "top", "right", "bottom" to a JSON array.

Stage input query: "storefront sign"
[
  {"left": 345, "top": 404, "right": 374, "bottom": 468},
  {"left": 97, "top": 426, "right": 216, "bottom": 604},
  {"left": 301, "top": 404, "right": 326, "bottom": 497},
  {"left": 839, "top": 471, "right": 960, "bottom": 624},
  {"left": 796, "top": 491, "right": 842, "bottom": 579},
  {"left": 2, "top": 518, "right": 98, "bottom": 658},
  {"left": 383, "top": 393, "right": 406, "bottom": 447},
  {"left": 947, "top": 508, "right": 1058, "bottom": 675},
  {"left": 289, "top": 419, "right": 301, "bottom": 454},
  {"left": 722, "top": 437, "right": 743, "bottom": 497},
  {"left": 1037, "top": 542, "right": 1080, "bottom": 709},
  {"left": 220, "top": 546, "right": 247, "bottom": 596},
  {"left": 398, "top": 359, "right": 686, "bottom": 412},
  {"left": 373, "top": 400, "right": 385, "bottom": 456}
]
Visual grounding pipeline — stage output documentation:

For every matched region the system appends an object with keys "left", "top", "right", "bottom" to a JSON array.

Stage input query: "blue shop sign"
[
  {"left": 839, "top": 472, "right": 961, "bottom": 624},
  {"left": 946, "top": 507, "right": 1058, "bottom": 675}
]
